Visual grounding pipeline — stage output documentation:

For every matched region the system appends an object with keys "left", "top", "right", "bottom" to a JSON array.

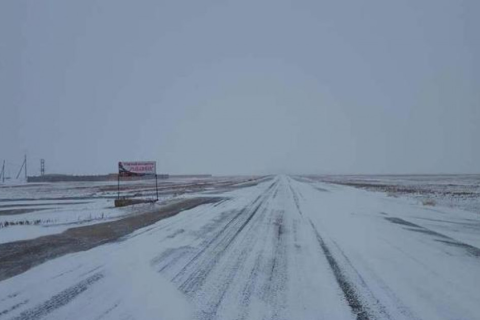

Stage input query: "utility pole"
[
  {"left": 24, "top": 154, "right": 27, "bottom": 180},
  {"left": 16, "top": 155, "right": 28, "bottom": 180},
  {"left": 1, "top": 160, "right": 4, "bottom": 183},
  {"left": 40, "top": 159, "right": 45, "bottom": 176}
]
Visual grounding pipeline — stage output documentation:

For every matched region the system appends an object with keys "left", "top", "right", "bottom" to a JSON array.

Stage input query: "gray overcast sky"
[{"left": 1, "top": 0, "right": 479, "bottom": 175}]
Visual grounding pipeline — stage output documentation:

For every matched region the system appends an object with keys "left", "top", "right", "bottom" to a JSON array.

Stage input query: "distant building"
[{"left": 27, "top": 173, "right": 170, "bottom": 183}]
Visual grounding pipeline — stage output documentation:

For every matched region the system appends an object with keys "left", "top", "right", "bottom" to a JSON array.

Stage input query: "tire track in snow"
[
  {"left": 183, "top": 181, "right": 279, "bottom": 319},
  {"left": 193, "top": 205, "right": 273, "bottom": 320},
  {"left": 259, "top": 209, "right": 288, "bottom": 320},
  {"left": 293, "top": 177, "right": 429, "bottom": 320},
  {"left": 9, "top": 273, "right": 104, "bottom": 320},
  {"left": 384, "top": 217, "right": 480, "bottom": 258},
  {"left": 235, "top": 202, "right": 289, "bottom": 320},
  {"left": 206, "top": 182, "right": 288, "bottom": 320},
  {"left": 151, "top": 179, "right": 282, "bottom": 319},
  {"left": 175, "top": 198, "right": 267, "bottom": 294},
  {"left": 308, "top": 220, "right": 374, "bottom": 320},
  {"left": 287, "top": 180, "right": 302, "bottom": 217},
  {"left": 155, "top": 181, "right": 278, "bottom": 284},
  {"left": 171, "top": 196, "right": 266, "bottom": 286},
  {"left": 287, "top": 177, "right": 375, "bottom": 320}
]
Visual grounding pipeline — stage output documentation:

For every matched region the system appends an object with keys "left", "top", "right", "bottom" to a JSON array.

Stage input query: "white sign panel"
[{"left": 118, "top": 161, "right": 156, "bottom": 176}]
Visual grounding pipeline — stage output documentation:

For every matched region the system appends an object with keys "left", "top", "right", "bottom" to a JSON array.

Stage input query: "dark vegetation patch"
[
  {"left": 324, "top": 181, "right": 479, "bottom": 198},
  {"left": 0, "top": 219, "right": 45, "bottom": 228}
]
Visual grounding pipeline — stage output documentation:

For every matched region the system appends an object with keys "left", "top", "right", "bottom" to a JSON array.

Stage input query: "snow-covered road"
[{"left": 1, "top": 176, "right": 479, "bottom": 320}]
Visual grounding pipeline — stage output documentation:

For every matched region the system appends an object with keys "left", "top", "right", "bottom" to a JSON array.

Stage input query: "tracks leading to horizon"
[{"left": 2, "top": 175, "right": 480, "bottom": 320}]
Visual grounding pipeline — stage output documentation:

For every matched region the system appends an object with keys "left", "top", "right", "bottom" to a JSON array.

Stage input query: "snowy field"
[
  {"left": 1, "top": 175, "right": 480, "bottom": 320},
  {"left": 312, "top": 174, "right": 480, "bottom": 213},
  {"left": 0, "top": 176, "right": 259, "bottom": 243}
]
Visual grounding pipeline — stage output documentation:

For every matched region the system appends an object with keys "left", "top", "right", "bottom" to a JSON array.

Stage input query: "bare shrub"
[{"left": 422, "top": 199, "right": 436, "bottom": 206}]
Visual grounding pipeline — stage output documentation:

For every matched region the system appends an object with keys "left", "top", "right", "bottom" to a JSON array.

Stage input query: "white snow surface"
[
  {"left": 1, "top": 176, "right": 480, "bottom": 320},
  {"left": 0, "top": 176, "right": 260, "bottom": 244},
  {"left": 0, "top": 198, "right": 172, "bottom": 244}
]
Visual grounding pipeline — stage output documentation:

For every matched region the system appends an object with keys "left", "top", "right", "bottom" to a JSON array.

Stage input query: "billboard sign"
[{"left": 118, "top": 161, "right": 156, "bottom": 177}]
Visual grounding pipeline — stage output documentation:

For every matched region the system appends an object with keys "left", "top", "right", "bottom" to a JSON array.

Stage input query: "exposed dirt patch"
[
  {"left": 0, "top": 201, "right": 91, "bottom": 209},
  {"left": 0, "top": 208, "right": 48, "bottom": 216}
]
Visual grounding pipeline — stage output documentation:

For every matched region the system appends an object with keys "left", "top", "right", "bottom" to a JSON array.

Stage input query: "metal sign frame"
[{"left": 117, "top": 161, "right": 159, "bottom": 201}]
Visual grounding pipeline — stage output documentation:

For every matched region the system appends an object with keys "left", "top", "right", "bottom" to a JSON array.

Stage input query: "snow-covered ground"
[
  {"left": 0, "top": 176, "right": 247, "bottom": 201},
  {"left": 1, "top": 176, "right": 480, "bottom": 320},
  {"left": 0, "top": 176, "right": 259, "bottom": 244},
  {"left": 312, "top": 174, "right": 480, "bottom": 214},
  {"left": 0, "top": 199, "right": 170, "bottom": 244}
]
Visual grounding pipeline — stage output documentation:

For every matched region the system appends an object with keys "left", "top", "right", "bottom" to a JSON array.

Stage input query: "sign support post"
[
  {"left": 117, "top": 172, "right": 120, "bottom": 200},
  {"left": 155, "top": 172, "right": 159, "bottom": 201}
]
